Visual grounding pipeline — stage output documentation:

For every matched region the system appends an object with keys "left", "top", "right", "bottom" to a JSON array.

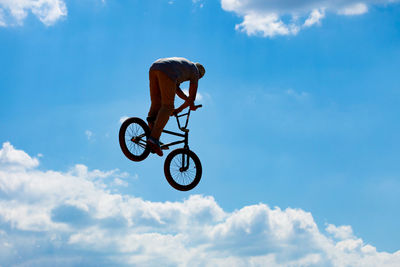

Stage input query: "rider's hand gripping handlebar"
[
  {"left": 172, "top": 104, "right": 202, "bottom": 117},
  {"left": 190, "top": 104, "right": 203, "bottom": 111}
]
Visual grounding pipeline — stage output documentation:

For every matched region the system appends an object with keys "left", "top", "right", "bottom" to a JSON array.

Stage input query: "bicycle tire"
[
  {"left": 119, "top": 117, "right": 151, "bottom": 162},
  {"left": 164, "top": 148, "right": 202, "bottom": 191}
]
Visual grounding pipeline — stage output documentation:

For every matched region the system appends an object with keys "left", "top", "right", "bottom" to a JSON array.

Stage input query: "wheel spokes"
[
  {"left": 170, "top": 153, "right": 196, "bottom": 186},
  {"left": 125, "top": 122, "right": 147, "bottom": 156}
]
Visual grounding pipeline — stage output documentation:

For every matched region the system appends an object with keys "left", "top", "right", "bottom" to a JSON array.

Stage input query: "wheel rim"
[
  {"left": 169, "top": 153, "right": 197, "bottom": 186},
  {"left": 124, "top": 122, "right": 147, "bottom": 157}
]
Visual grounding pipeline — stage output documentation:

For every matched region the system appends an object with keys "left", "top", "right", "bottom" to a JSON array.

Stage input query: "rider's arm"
[
  {"left": 188, "top": 80, "right": 198, "bottom": 105},
  {"left": 174, "top": 81, "right": 198, "bottom": 114},
  {"left": 176, "top": 86, "right": 188, "bottom": 101}
]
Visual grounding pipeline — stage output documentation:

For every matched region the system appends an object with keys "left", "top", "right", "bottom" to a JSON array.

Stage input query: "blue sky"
[{"left": 1, "top": 0, "right": 400, "bottom": 265}]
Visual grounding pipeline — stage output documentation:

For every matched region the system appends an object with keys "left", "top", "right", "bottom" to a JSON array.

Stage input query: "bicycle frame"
[
  {"left": 120, "top": 107, "right": 202, "bottom": 190},
  {"left": 161, "top": 109, "right": 193, "bottom": 150}
]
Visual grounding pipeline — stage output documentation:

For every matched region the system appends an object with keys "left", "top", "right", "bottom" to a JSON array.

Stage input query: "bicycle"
[{"left": 119, "top": 105, "right": 203, "bottom": 191}]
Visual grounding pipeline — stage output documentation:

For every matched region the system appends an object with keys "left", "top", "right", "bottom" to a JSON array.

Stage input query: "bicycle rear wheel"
[
  {"left": 119, "top": 117, "right": 151, "bottom": 162},
  {"left": 164, "top": 148, "right": 202, "bottom": 191}
]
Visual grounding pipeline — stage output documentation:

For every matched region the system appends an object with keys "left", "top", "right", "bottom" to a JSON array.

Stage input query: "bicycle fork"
[{"left": 180, "top": 131, "right": 190, "bottom": 172}]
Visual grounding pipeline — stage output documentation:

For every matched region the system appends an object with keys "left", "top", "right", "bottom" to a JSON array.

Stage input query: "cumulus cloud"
[
  {"left": 0, "top": 0, "right": 67, "bottom": 26},
  {"left": 221, "top": 0, "right": 400, "bottom": 37},
  {"left": 304, "top": 8, "right": 326, "bottom": 27},
  {"left": 0, "top": 142, "right": 39, "bottom": 170},
  {"left": 1, "top": 142, "right": 400, "bottom": 266}
]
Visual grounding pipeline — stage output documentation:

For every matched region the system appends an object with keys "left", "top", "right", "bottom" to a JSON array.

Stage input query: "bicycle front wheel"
[
  {"left": 164, "top": 148, "right": 202, "bottom": 191},
  {"left": 119, "top": 117, "right": 151, "bottom": 162}
]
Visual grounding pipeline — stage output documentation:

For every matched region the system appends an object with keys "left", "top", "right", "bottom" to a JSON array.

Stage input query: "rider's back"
[{"left": 150, "top": 57, "right": 200, "bottom": 84}]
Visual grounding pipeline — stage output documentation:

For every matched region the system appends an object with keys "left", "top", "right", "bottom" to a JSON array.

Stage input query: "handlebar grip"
[{"left": 195, "top": 104, "right": 203, "bottom": 108}]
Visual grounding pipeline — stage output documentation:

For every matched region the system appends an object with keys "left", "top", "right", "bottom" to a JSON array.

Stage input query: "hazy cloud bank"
[
  {"left": 1, "top": 142, "right": 400, "bottom": 266},
  {"left": 2, "top": 0, "right": 398, "bottom": 32},
  {"left": 221, "top": 0, "right": 400, "bottom": 37},
  {"left": 0, "top": 0, "right": 67, "bottom": 26}
]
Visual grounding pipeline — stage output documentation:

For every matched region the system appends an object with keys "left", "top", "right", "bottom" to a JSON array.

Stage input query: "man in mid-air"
[{"left": 146, "top": 57, "right": 206, "bottom": 156}]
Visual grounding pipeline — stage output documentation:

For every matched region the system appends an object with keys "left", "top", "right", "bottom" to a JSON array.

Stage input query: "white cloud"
[
  {"left": 119, "top": 116, "right": 129, "bottom": 124},
  {"left": 285, "top": 89, "right": 310, "bottom": 100},
  {"left": 1, "top": 142, "right": 400, "bottom": 266},
  {"left": 0, "top": 0, "right": 67, "bottom": 27},
  {"left": 182, "top": 89, "right": 204, "bottom": 101},
  {"left": 69, "top": 163, "right": 128, "bottom": 180},
  {"left": 0, "top": 9, "right": 5, "bottom": 26},
  {"left": 326, "top": 224, "right": 354, "bottom": 240},
  {"left": 112, "top": 178, "right": 128, "bottom": 187},
  {"left": 235, "top": 13, "right": 299, "bottom": 37},
  {"left": 0, "top": 142, "right": 39, "bottom": 170},
  {"left": 85, "top": 130, "right": 93, "bottom": 140},
  {"left": 338, "top": 3, "right": 369, "bottom": 15},
  {"left": 221, "top": 0, "right": 399, "bottom": 37},
  {"left": 304, "top": 8, "right": 326, "bottom": 27}
]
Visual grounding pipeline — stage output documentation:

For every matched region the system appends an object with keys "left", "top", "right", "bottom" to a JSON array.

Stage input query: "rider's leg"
[
  {"left": 147, "top": 70, "right": 161, "bottom": 131},
  {"left": 150, "top": 71, "right": 175, "bottom": 140}
]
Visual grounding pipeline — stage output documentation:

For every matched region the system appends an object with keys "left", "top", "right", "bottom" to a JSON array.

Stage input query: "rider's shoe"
[
  {"left": 148, "top": 123, "right": 154, "bottom": 132},
  {"left": 149, "top": 141, "right": 165, "bottom": 153},
  {"left": 147, "top": 137, "right": 163, "bottom": 157}
]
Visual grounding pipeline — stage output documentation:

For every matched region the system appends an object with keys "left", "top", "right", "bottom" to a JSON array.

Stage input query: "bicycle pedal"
[{"left": 161, "top": 146, "right": 169, "bottom": 150}]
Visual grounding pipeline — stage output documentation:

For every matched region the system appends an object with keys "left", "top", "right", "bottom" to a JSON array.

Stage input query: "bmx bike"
[{"left": 119, "top": 105, "right": 202, "bottom": 191}]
